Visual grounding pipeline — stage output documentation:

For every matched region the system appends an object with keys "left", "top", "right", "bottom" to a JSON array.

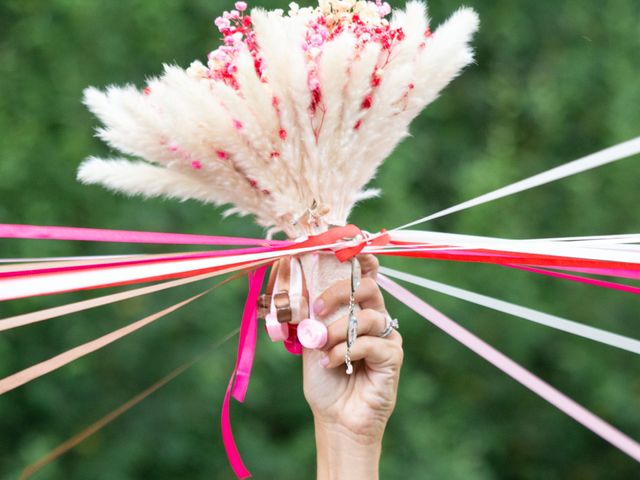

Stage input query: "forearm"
[{"left": 314, "top": 418, "right": 382, "bottom": 480}]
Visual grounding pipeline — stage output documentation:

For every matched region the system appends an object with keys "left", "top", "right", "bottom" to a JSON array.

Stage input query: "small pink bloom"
[
  {"left": 227, "top": 64, "right": 238, "bottom": 75},
  {"left": 308, "top": 77, "right": 320, "bottom": 91},
  {"left": 209, "top": 49, "right": 228, "bottom": 63},
  {"left": 191, "top": 160, "right": 202, "bottom": 170},
  {"left": 235, "top": 1, "right": 247, "bottom": 12},
  {"left": 229, "top": 10, "right": 240, "bottom": 19},
  {"left": 214, "top": 16, "right": 231, "bottom": 29},
  {"left": 233, "top": 119, "right": 243, "bottom": 129},
  {"left": 279, "top": 129, "right": 287, "bottom": 140},
  {"left": 310, "top": 33, "right": 324, "bottom": 47},
  {"left": 216, "top": 150, "right": 228, "bottom": 160},
  {"left": 378, "top": 2, "right": 392, "bottom": 16}
]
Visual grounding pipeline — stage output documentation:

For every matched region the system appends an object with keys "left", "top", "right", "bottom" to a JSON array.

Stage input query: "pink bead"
[
  {"left": 297, "top": 318, "right": 328, "bottom": 349},
  {"left": 265, "top": 313, "right": 289, "bottom": 342}
]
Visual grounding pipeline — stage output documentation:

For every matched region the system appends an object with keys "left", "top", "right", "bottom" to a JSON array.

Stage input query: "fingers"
[
  {"left": 314, "top": 276, "right": 385, "bottom": 317},
  {"left": 357, "top": 254, "right": 379, "bottom": 279},
  {"left": 320, "top": 334, "right": 403, "bottom": 370},
  {"left": 323, "top": 309, "right": 387, "bottom": 351}
]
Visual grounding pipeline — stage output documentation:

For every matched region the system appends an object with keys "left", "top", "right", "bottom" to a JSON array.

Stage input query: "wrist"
[{"left": 314, "top": 417, "right": 382, "bottom": 480}]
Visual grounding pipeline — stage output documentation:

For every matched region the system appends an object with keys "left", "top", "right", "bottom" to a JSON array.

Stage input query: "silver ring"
[{"left": 379, "top": 313, "right": 399, "bottom": 338}]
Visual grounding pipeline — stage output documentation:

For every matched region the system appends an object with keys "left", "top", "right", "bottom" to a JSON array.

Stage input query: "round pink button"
[
  {"left": 297, "top": 318, "right": 328, "bottom": 349},
  {"left": 265, "top": 313, "right": 289, "bottom": 342}
]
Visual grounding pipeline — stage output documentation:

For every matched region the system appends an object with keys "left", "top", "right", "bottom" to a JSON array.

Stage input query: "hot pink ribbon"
[
  {"left": 222, "top": 266, "right": 267, "bottom": 479},
  {"left": 508, "top": 265, "right": 640, "bottom": 295},
  {"left": 0, "top": 223, "right": 287, "bottom": 247},
  {"left": 549, "top": 265, "right": 640, "bottom": 281}
]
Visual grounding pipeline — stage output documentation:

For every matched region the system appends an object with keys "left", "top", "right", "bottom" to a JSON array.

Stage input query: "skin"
[{"left": 299, "top": 254, "right": 403, "bottom": 480}]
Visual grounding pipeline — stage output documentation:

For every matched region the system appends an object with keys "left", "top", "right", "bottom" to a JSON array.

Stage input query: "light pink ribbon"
[
  {"left": 377, "top": 274, "right": 640, "bottom": 463},
  {"left": 222, "top": 266, "right": 267, "bottom": 479},
  {"left": 0, "top": 223, "right": 287, "bottom": 247},
  {"left": 0, "top": 289, "right": 211, "bottom": 395}
]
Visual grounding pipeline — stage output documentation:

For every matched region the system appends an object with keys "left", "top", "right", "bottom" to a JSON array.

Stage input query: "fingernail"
[
  {"left": 313, "top": 298, "right": 325, "bottom": 317},
  {"left": 319, "top": 354, "right": 330, "bottom": 368}
]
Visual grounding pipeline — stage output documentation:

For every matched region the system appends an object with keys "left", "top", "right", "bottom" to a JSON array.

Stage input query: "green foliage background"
[{"left": 1, "top": 0, "right": 639, "bottom": 478}]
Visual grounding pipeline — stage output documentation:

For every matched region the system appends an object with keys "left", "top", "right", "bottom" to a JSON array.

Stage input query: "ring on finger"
[{"left": 378, "top": 313, "right": 399, "bottom": 338}]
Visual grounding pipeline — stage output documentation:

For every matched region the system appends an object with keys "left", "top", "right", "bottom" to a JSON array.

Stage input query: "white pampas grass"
[{"left": 80, "top": 1, "right": 478, "bottom": 238}]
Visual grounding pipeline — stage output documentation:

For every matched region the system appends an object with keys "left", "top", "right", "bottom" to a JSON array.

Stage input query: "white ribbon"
[
  {"left": 394, "top": 137, "right": 640, "bottom": 230},
  {"left": 379, "top": 266, "right": 640, "bottom": 355}
]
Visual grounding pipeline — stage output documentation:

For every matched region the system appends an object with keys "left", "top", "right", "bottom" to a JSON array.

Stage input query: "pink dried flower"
[
  {"left": 214, "top": 17, "right": 231, "bottom": 29},
  {"left": 377, "top": 1, "right": 392, "bottom": 17},
  {"left": 309, "top": 33, "right": 324, "bottom": 47}
]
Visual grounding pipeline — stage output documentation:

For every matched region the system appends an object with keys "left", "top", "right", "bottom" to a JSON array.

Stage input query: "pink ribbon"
[
  {"left": 222, "top": 266, "right": 267, "bottom": 479},
  {"left": 508, "top": 265, "right": 640, "bottom": 295},
  {"left": 549, "top": 265, "right": 640, "bottom": 281},
  {"left": 0, "top": 224, "right": 287, "bottom": 247},
  {"left": 378, "top": 274, "right": 640, "bottom": 463}
]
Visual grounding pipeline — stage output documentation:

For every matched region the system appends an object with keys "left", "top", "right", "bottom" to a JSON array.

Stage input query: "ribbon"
[
  {"left": 394, "top": 136, "right": 640, "bottom": 230},
  {"left": 377, "top": 273, "right": 640, "bottom": 463},
  {"left": 0, "top": 223, "right": 288, "bottom": 246},
  {"left": 379, "top": 267, "right": 640, "bottom": 354},
  {"left": 0, "top": 246, "right": 280, "bottom": 279},
  {"left": 507, "top": 265, "right": 640, "bottom": 295},
  {"left": 0, "top": 289, "right": 211, "bottom": 395},
  {"left": 0, "top": 266, "right": 263, "bottom": 333},
  {"left": 19, "top": 329, "right": 239, "bottom": 480},
  {"left": 222, "top": 266, "right": 267, "bottom": 479},
  {"left": 548, "top": 265, "right": 640, "bottom": 281}
]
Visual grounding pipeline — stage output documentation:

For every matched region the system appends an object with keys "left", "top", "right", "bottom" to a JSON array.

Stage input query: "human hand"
[{"left": 301, "top": 254, "right": 403, "bottom": 479}]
